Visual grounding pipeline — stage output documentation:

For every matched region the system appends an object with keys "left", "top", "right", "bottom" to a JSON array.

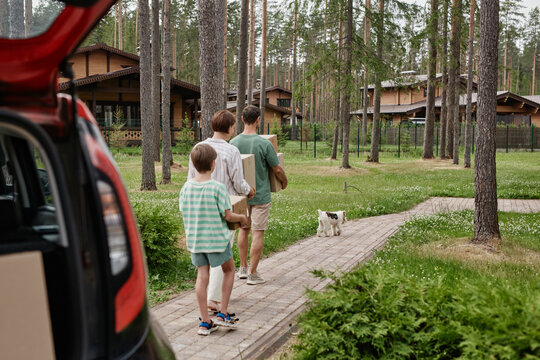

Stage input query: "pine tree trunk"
[
  {"left": 422, "top": 0, "right": 438, "bottom": 159},
  {"left": 0, "top": 0, "right": 9, "bottom": 37},
  {"left": 161, "top": 0, "right": 172, "bottom": 184},
  {"left": 222, "top": 1, "right": 228, "bottom": 109},
  {"left": 259, "top": 0, "right": 268, "bottom": 134},
  {"left": 331, "top": 3, "right": 343, "bottom": 160},
  {"left": 139, "top": 0, "right": 157, "bottom": 190},
  {"left": 291, "top": 0, "right": 298, "bottom": 140},
  {"left": 215, "top": 0, "right": 226, "bottom": 110},
  {"left": 118, "top": 0, "right": 123, "bottom": 50},
  {"left": 362, "top": 0, "right": 371, "bottom": 146},
  {"left": 451, "top": 0, "right": 462, "bottom": 165},
  {"left": 446, "top": 0, "right": 459, "bottom": 159},
  {"left": 473, "top": 0, "right": 500, "bottom": 246},
  {"left": 247, "top": 0, "right": 255, "bottom": 106},
  {"left": 24, "top": 0, "right": 31, "bottom": 36},
  {"left": 10, "top": 0, "right": 24, "bottom": 38},
  {"left": 464, "top": 0, "right": 475, "bottom": 168},
  {"left": 151, "top": 0, "right": 161, "bottom": 161},
  {"left": 439, "top": 0, "right": 448, "bottom": 159},
  {"left": 369, "top": 0, "right": 384, "bottom": 163},
  {"left": 198, "top": 0, "right": 220, "bottom": 139},
  {"left": 236, "top": 0, "right": 249, "bottom": 133},
  {"left": 341, "top": 0, "right": 353, "bottom": 168}
]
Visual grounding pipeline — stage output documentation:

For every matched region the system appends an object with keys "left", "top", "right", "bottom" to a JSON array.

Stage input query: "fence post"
[
  {"left": 472, "top": 125, "right": 475, "bottom": 153},
  {"left": 357, "top": 122, "right": 360, "bottom": 158},
  {"left": 506, "top": 125, "right": 509, "bottom": 153},
  {"left": 436, "top": 125, "right": 439, "bottom": 157},
  {"left": 398, "top": 123, "right": 401, "bottom": 158},
  {"left": 267, "top": 123, "right": 270, "bottom": 134},
  {"left": 414, "top": 122, "right": 417, "bottom": 149},
  {"left": 379, "top": 123, "right": 382, "bottom": 152},
  {"left": 300, "top": 119, "right": 303, "bottom": 152},
  {"left": 532, "top": 125, "right": 534, "bottom": 153},
  {"left": 314, "top": 124, "right": 317, "bottom": 158}
]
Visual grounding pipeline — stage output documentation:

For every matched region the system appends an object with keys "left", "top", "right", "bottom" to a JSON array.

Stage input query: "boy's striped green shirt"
[{"left": 179, "top": 180, "right": 231, "bottom": 253}]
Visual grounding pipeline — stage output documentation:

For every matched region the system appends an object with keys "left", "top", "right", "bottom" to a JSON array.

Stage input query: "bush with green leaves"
[
  {"left": 271, "top": 119, "right": 289, "bottom": 148},
  {"left": 293, "top": 211, "right": 540, "bottom": 359},
  {"left": 174, "top": 118, "right": 195, "bottom": 154},
  {"left": 133, "top": 202, "right": 183, "bottom": 274}
]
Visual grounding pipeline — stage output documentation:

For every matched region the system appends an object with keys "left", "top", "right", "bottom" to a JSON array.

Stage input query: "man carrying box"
[{"left": 230, "top": 105, "right": 288, "bottom": 285}]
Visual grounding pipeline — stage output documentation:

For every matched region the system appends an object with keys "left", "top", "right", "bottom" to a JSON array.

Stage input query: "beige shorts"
[{"left": 248, "top": 202, "right": 271, "bottom": 231}]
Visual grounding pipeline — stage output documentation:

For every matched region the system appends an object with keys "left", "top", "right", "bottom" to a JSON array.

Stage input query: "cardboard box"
[
  {"left": 269, "top": 152, "right": 285, "bottom": 192},
  {"left": 0, "top": 251, "right": 56, "bottom": 360},
  {"left": 227, "top": 195, "right": 248, "bottom": 230},
  {"left": 259, "top": 134, "right": 278, "bottom": 153},
  {"left": 240, "top": 154, "right": 256, "bottom": 190}
]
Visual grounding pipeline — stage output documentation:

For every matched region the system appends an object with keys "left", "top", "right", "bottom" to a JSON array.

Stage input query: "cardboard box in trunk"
[
  {"left": 240, "top": 154, "right": 256, "bottom": 190},
  {"left": 259, "top": 134, "right": 278, "bottom": 153},
  {"left": 269, "top": 152, "right": 285, "bottom": 192},
  {"left": 0, "top": 251, "right": 56, "bottom": 360},
  {"left": 227, "top": 195, "right": 248, "bottom": 230}
]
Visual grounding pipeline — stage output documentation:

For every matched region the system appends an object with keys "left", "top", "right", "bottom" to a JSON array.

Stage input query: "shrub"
[
  {"left": 133, "top": 203, "right": 182, "bottom": 274},
  {"left": 271, "top": 119, "right": 289, "bottom": 148},
  {"left": 174, "top": 118, "right": 195, "bottom": 154}
]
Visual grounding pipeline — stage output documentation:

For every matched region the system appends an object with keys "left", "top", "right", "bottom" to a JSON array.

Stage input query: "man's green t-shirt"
[{"left": 230, "top": 134, "right": 280, "bottom": 205}]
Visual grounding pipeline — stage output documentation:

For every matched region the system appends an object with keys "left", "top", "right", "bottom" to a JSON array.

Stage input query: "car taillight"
[{"left": 97, "top": 180, "right": 129, "bottom": 275}]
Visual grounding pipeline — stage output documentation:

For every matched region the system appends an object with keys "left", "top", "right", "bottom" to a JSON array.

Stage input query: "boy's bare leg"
[
  {"left": 237, "top": 227, "right": 250, "bottom": 268},
  {"left": 219, "top": 258, "right": 235, "bottom": 315},
  {"left": 249, "top": 230, "right": 264, "bottom": 274},
  {"left": 196, "top": 265, "right": 211, "bottom": 323}
]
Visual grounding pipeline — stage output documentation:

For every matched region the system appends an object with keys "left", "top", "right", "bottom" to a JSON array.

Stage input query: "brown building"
[
  {"left": 58, "top": 43, "right": 200, "bottom": 142},
  {"left": 353, "top": 73, "right": 540, "bottom": 127},
  {"left": 228, "top": 85, "right": 302, "bottom": 134}
]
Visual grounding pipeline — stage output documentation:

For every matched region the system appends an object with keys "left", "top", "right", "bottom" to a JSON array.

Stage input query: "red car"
[{"left": 0, "top": 0, "right": 175, "bottom": 358}]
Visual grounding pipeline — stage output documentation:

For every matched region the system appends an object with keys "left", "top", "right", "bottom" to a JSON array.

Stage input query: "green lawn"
[
  {"left": 113, "top": 142, "right": 539, "bottom": 304},
  {"left": 292, "top": 210, "right": 540, "bottom": 359}
]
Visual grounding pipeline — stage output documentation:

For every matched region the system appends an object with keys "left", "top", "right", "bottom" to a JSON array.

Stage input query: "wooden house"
[
  {"left": 352, "top": 73, "right": 540, "bottom": 127},
  {"left": 227, "top": 85, "right": 302, "bottom": 134},
  {"left": 58, "top": 43, "right": 200, "bottom": 143}
]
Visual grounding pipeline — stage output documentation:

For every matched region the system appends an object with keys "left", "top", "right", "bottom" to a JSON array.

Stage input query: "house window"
[{"left": 277, "top": 98, "right": 291, "bottom": 107}]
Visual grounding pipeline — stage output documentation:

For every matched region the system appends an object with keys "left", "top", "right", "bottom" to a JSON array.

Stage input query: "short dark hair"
[
  {"left": 211, "top": 110, "right": 236, "bottom": 133},
  {"left": 191, "top": 144, "right": 217, "bottom": 172},
  {"left": 242, "top": 105, "right": 260, "bottom": 124}
]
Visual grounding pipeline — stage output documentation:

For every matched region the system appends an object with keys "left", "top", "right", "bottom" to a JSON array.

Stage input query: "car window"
[{"left": 0, "top": 0, "right": 65, "bottom": 40}]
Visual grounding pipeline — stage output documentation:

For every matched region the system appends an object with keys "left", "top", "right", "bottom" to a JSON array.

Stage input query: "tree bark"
[
  {"left": 222, "top": 0, "right": 228, "bottom": 109},
  {"left": 259, "top": 0, "right": 268, "bottom": 134},
  {"left": 369, "top": 0, "right": 384, "bottom": 163},
  {"left": 10, "top": 0, "right": 24, "bottom": 38},
  {"left": 247, "top": 0, "right": 255, "bottom": 106},
  {"left": 161, "top": 0, "right": 172, "bottom": 184},
  {"left": 118, "top": 0, "right": 123, "bottom": 50},
  {"left": 451, "top": 0, "right": 461, "bottom": 164},
  {"left": 197, "top": 0, "right": 220, "bottom": 139},
  {"left": 0, "top": 0, "right": 9, "bottom": 37},
  {"left": 362, "top": 0, "right": 371, "bottom": 146},
  {"left": 24, "top": 0, "right": 31, "bottom": 36},
  {"left": 341, "top": 0, "right": 353, "bottom": 168},
  {"left": 446, "top": 0, "right": 458, "bottom": 159},
  {"left": 422, "top": 0, "right": 438, "bottom": 159},
  {"left": 331, "top": 3, "right": 343, "bottom": 160},
  {"left": 473, "top": 0, "right": 500, "bottom": 246},
  {"left": 290, "top": 0, "right": 298, "bottom": 140},
  {"left": 236, "top": 0, "right": 249, "bottom": 133},
  {"left": 215, "top": 0, "right": 226, "bottom": 110},
  {"left": 139, "top": 0, "right": 157, "bottom": 190},
  {"left": 151, "top": 0, "right": 161, "bottom": 162},
  {"left": 439, "top": 0, "right": 448, "bottom": 159},
  {"left": 463, "top": 0, "right": 475, "bottom": 168}
]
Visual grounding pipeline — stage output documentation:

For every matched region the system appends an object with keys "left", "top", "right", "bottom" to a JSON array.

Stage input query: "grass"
[
  {"left": 113, "top": 141, "right": 539, "bottom": 305},
  {"left": 291, "top": 211, "right": 540, "bottom": 359}
]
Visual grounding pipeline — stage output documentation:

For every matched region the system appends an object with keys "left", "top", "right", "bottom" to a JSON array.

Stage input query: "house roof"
[
  {"left": 58, "top": 66, "right": 200, "bottom": 95},
  {"left": 523, "top": 95, "right": 540, "bottom": 105},
  {"left": 226, "top": 100, "right": 303, "bottom": 118},
  {"left": 253, "top": 85, "right": 292, "bottom": 95},
  {"left": 351, "top": 91, "right": 540, "bottom": 116},
  {"left": 361, "top": 73, "right": 477, "bottom": 91},
  {"left": 75, "top": 42, "right": 140, "bottom": 62}
]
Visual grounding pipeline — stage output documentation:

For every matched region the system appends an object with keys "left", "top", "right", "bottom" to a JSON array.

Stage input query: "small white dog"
[{"left": 317, "top": 209, "right": 347, "bottom": 237}]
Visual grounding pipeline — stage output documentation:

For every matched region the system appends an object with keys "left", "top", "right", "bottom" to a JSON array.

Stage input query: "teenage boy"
[
  {"left": 188, "top": 110, "right": 255, "bottom": 313},
  {"left": 230, "top": 105, "right": 288, "bottom": 285},
  {"left": 179, "top": 144, "right": 249, "bottom": 335}
]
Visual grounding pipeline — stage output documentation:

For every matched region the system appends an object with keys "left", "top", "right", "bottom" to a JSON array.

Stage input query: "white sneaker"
[
  {"left": 238, "top": 267, "right": 248, "bottom": 279},
  {"left": 247, "top": 273, "right": 265, "bottom": 285}
]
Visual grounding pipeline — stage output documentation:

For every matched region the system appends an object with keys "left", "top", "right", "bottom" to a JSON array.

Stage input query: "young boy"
[{"left": 179, "top": 144, "right": 250, "bottom": 335}]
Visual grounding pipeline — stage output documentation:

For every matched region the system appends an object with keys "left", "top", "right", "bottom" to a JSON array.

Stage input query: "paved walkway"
[{"left": 152, "top": 197, "right": 540, "bottom": 360}]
